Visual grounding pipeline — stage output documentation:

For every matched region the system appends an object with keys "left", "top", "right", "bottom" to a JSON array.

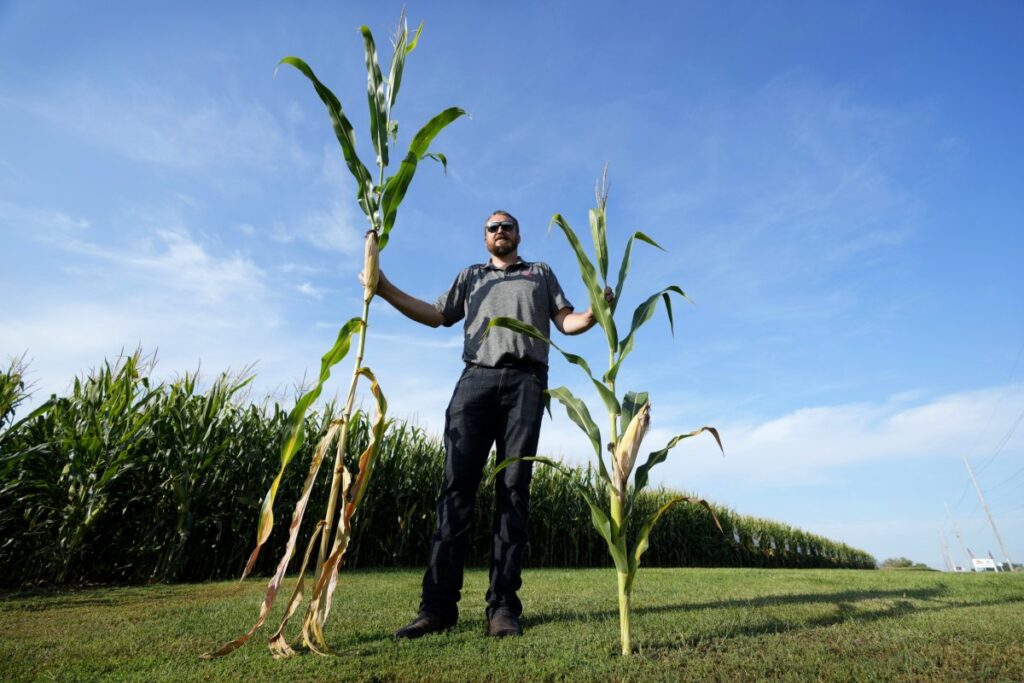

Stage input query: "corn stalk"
[
  {"left": 202, "top": 14, "right": 464, "bottom": 659},
  {"left": 487, "top": 168, "right": 723, "bottom": 655}
]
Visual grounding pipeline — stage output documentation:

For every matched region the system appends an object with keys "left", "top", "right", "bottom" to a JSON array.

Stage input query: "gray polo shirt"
[{"left": 434, "top": 258, "right": 573, "bottom": 367}]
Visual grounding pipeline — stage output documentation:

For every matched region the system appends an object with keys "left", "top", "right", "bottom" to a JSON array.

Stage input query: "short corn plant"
[
  {"left": 488, "top": 171, "right": 722, "bottom": 656},
  {"left": 203, "top": 14, "right": 464, "bottom": 659}
]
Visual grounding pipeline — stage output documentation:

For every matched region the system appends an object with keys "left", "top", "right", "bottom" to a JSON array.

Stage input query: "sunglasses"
[{"left": 485, "top": 221, "right": 517, "bottom": 234}]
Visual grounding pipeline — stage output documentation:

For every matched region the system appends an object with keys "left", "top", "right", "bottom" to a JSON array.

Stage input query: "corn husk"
[
  {"left": 363, "top": 230, "right": 379, "bottom": 302},
  {"left": 612, "top": 402, "right": 650, "bottom": 496}
]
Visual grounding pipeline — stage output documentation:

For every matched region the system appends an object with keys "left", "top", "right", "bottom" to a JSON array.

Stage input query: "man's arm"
[
  {"left": 552, "top": 286, "right": 614, "bottom": 336},
  {"left": 553, "top": 307, "right": 596, "bottom": 335},
  {"left": 364, "top": 271, "right": 445, "bottom": 328}
]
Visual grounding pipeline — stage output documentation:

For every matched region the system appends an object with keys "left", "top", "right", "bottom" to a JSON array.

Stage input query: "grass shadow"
[
  {"left": 526, "top": 586, "right": 952, "bottom": 629},
  {"left": 639, "top": 593, "right": 1024, "bottom": 655}
]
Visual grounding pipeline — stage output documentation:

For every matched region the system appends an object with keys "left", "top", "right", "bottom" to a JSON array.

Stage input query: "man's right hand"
[{"left": 360, "top": 269, "right": 391, "bottom": 292}]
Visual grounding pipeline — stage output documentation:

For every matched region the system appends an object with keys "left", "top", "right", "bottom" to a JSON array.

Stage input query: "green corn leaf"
[
  {"left": 612, "top": 231, "right": 663, "bottom": 314},
  {"left": 625, "top": 495, "right": 722, "bottom": 593},
  {"left": 379, "top": 106, "right": 467, "bottom": 247},
  {"left": 632, "top": 425, "right": 723, "bottom": 497},
  {"left": 606, "top": 285, "right": 690, "bottom": 384},
  {"left": 240, "top": 317, "right": 363, "bottom": 580},
  {"left": 486, "top": 317, "right": 620, "bottom": 416},
  {"left": 619, "top": 391, "right": 649, "bottom": 441},
  {"left": 545, "top": 386, "right": 610, "bottom": 484},
  {"left": 277, "top": 57, "right": 376, "bottom": 220},
  {"left": 406, "top": 21, "right": 423, "bottom": 54},
  {"left": 490, "top": 456, "right": 627, "bottom": 572},
  {"left": 589, "top": 207, "right": 608, "bottom": 285},
  {"left": 406, "top": 107, "right": 464, "bottom": 160},
  {"left": 549, "top": 214, "right": 617, "bottom": 352},
  {"left": 423, "top": 152, "right": 448, "bottom": 175},
  {"left": 359, "top": 26, "right": 389, "bottom": 168},
  {"left": 386, "top": 20, "right": 422, "bottom": 115}
]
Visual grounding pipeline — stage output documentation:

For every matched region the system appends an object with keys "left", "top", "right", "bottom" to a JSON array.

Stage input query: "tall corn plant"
[
  {"left": 203, "top": 14, "right": 464, "bottom": 659},
  {"left": 488, "top": 169, "right": 723, "bottom": 655}
]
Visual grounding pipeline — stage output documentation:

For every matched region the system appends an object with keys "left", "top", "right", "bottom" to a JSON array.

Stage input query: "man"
[{"left": 367, "top": 210, "right": 607, "bottom": 639}]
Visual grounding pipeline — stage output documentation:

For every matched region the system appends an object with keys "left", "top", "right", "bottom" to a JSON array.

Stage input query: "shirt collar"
[{"left": 482, "top": 256, "right": 529, "bottom": 271}]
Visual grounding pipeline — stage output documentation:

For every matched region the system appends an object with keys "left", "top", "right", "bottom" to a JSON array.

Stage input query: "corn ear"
[
  {"left": 363, "top": 230, "right": 379, "bottom": 302},
  {"left": 612, "top": 402, "right": 650, "bottom": 496}
]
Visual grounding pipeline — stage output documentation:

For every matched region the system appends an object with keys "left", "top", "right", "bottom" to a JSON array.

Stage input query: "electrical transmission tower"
[
  {"left": 963, "top": 455, "right": 1016, "bottom": 572},
  {"left": 940, "top": 530, "right": 954, "bottom": 572},
  {"left": 945, "top": 502, "right": 973, "bottom": 570}
]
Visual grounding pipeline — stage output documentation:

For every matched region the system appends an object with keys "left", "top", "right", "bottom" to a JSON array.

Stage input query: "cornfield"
[{"left": 0, "top": 351, "right": 875, "bottom": 589}]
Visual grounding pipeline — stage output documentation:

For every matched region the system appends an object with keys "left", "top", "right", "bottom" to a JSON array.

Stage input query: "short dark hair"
[{"left": 485, "top": 210, "right": 518, "bottom": 230}]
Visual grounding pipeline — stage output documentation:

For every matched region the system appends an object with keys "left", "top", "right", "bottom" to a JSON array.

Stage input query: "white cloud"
[
  {"left": 63, "top": 229, "right": 266, "bottom": 306},
  {"left": 652, "top": 385, "right": 1024, "bottom": 487},
  {"left": 271, "top": 200, "right": 363, "bottom": 255},
  {"left": 297, "top": 282, "right": 324, "bottom": 299}
]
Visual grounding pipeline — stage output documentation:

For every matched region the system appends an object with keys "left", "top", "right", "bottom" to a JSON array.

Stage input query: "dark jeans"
[{"left": 420, "top": 362, "right": 547, "bottom": 621}]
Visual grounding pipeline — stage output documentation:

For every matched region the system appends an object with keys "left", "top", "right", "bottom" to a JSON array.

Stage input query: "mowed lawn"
[{"left": 2, "top": 568, "right": 1022, "bottom": 682}]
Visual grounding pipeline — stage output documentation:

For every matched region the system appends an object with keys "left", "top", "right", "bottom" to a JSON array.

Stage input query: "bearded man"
[{"left": 367, "top": 210, "right": 608, "bottom": 638}]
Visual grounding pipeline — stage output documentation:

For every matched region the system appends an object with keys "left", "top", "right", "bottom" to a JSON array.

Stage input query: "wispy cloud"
[
  {"left": 0, "top": 199, "right": 92, "bottom": 234},
  {"left": 296, "top": 282, "right": 325, "bottom": 300},
  {"left": 271, "top": 200, "right": 363, "bottom": 255},
  {"left": 653, "top": 384, "right": 1024, "bottom": 487},
  {"left": 62, "top": 229, "right": 266, "bottom": 306},
  {"left": 2, "top": 79, "right": 305, "bottom": 171}
]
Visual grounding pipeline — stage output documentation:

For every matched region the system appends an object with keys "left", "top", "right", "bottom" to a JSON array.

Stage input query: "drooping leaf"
[
  {"left": 239, "top": 318, "right": 362, "bottom": 580},
  {"left": 359, "top": 27, "right": 389, "bottom": 168},
  {"left": 606, "top": 285, "right": 690, "bottom": 384},
  {"left": 486, "top": 316, "right": 620, "bottom": 416},
  {"left": 422, "top": 152, "right": 448, "bottom": 174},
  {"left": 301, "top": 368, "right": 388, "bottom": 647},
  {"left": 201, "top": 419, "right": 345, "bottom": 659},
  {"left": 379, "top": 107, "right": 467, "bottom": 246},
  {"left": 301, "top": 466, "right": 353, "bottom": 655},
  {"left": 611, "top": 231, "right": 663, "bottom": 314},
  {"left": 545, "top": 386, "right": 610, "bottom": 484},
  {"left": 490, "top": 456, "right": 627, "bottom": 572},
  {"left": 345, "top": 366, "right": 387, "bottom": 513},
  {"left": 632, "top": 426, "right": 723, "bottom": 497},
  {"left": 549, "top": 214, "right": 617, "bottom": 352},
  {"left": 277, "top": 57, "right": 376, "bottom": 221},
  {"left": 625, "top": 495, "right": 722, "bottom": 593},
  {"left": 268, "top": 519, "right": 327, "bottom": 659}
]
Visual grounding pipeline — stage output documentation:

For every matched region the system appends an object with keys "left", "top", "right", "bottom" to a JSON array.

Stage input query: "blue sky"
[{"left": 2, "top": 1, "right": 1022, "bottom": 571}]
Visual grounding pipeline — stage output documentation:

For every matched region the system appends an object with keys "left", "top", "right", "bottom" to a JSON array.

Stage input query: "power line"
[
  {"left": 975, "top": 402, "right": 1024, "bottom": 475},
  {"left": 988, "top": 463, "right": 1024, "bottom": 491}
]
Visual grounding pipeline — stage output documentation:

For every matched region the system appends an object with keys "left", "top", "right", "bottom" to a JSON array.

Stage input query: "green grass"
[{"left": 2, "top": 568, "right": 1022, "bottom": 682}]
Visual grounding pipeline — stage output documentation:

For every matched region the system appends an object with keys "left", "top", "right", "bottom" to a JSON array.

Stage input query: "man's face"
[{"left": 484, "top": 213, "right": 520, "bottom": 256}]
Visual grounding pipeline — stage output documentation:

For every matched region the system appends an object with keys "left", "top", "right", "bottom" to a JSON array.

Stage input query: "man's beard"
[{"left": 487, "top": 236, "right": 518, "bottom": 256}]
